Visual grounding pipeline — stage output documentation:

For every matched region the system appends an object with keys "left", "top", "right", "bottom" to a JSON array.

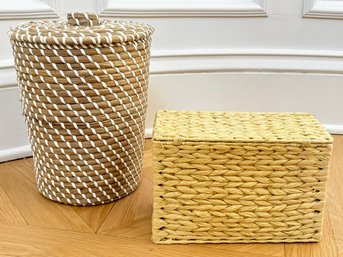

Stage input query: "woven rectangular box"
[{"left": 152, "top": 110, "right": 333, "bottom": 244}]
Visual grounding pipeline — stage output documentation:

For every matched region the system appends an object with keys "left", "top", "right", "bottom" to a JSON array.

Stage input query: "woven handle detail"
[{"left": 67, "top": 12, "right": 99, "bottom": 26}]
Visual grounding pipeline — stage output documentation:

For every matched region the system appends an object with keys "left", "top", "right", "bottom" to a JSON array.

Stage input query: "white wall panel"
[
  {"left": 304, "top": 0, "right": 343, "bottom": 19},
  {"left": 146, "top": 72, "right": 343, "bottom": 130},
  {"left": 99, "top": 0, "right": 268, "bottom": 17},
  {"left": 0, "top": 87, "right": 29, "bottom": 152},
  {"left": 0, "top": 0, "right": 58, "bottom": 19}
]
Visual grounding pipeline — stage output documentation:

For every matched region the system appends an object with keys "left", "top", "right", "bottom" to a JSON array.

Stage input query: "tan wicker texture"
[
  {"left": 9, "top": 12, "right": 153, "bottom": 206},
  {"left": 152, "top": 110, "right": 333, "bottom": 244}
]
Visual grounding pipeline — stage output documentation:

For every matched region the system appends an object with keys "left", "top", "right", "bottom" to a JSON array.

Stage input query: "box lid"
[
  {"left": 152, "top": 110, "right": 333, "bottom": 144},
  {"left": 9, "top": 12, "right": 153, "bottom": 46}
]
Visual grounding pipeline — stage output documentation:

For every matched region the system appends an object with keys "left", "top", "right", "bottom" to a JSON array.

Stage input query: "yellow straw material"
[{"left": 152, "top": 110, "right": 333, "bottom": 244}]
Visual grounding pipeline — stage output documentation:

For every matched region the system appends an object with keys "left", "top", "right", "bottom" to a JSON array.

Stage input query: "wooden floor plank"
[
  {"left": 142, "top": 141, "right": 153, "bottom": 183},
  {"left": 284, "top": 211, "right": 338, "bottom": 257},
  {"left": 0, "top": 222, "right": 281, "bottom": 257},
  {"left": 97, "top": 175, "right": 153, "bottom": 236},
  {"left": 106, "top": 216, "right": 153, "bottom": 240},
  {"left": 211, "top": 244, "right": 284, "bottom": 257},
  {"left": 0, "top": 185, "right": 27, "bottom": 225},
  {"left": 72, "top": 203, "right": 115, "bottom": 233},
  {"left": 0, "top": 159, "right": 93, "bottom": 233},
  {"left": 325, "top": 136, "right": 343, "bottom": 256}
]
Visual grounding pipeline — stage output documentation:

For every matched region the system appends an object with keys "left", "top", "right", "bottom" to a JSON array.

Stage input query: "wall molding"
[
  {"left": 150, "top": 49, "right": 343, "bottom": 75},
  {"left": 0, "top": 0, "right": 58, "bottom": 20},
  {"left": 98, "top": 0, "right": 268, "bottom": 17},
  {"left": 4, "top": 48, "right": 343, "bottom": 88},
  {"left": 303, "top": 0, "right": 343, "bottom": 19}
]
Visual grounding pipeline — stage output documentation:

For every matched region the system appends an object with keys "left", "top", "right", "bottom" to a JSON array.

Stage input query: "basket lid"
[
  {"left": 153, "top": 110, "right": 333, "bottom": 144},
  {"left": 9, "top": 12, "right": 154, "bottom": 46}
]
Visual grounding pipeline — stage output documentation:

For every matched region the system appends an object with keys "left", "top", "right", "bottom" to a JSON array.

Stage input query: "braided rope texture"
[
  {"left": 8, "top": 12, "right": 154, "bottom": 206},
  {"left": 152, "top": 110, "right": 333, "bottom": 244}
]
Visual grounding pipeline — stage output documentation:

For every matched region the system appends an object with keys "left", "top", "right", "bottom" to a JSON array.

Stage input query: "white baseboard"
[
  {"left": 0, "top": 145, "right": 32, "bottom": 163},
  {"left": 145, "top": 128, "right": 153, "bottom": 138},
  {"left": 1, "top": 125, "right": 342, "bottom": 163},
  {"left": 150, "top": 49, "right": 343, "bottom": 75},
  {"left": 324, "top": 124, "right": 343, "bottom": 135}
]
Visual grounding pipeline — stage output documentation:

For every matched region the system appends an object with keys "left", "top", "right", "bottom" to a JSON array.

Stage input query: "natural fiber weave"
[
  {"left": 9, "top": 12, "right": 153, "bottom": 206},
  {"left": 152, "top": 110, "right": 333, "bottom": 244}
]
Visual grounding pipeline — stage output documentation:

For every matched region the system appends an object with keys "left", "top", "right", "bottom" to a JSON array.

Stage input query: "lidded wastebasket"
[{"left": 9, "top": 12, "right": 154, "bottom": 205}]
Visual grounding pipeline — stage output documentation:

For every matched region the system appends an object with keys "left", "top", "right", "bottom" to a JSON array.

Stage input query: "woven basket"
[
  {"left": 9, "top": 12, "right": 154, "bottom": 206},
  {"left": 152, "top": 110, "right": 333, "bottom": 244}
]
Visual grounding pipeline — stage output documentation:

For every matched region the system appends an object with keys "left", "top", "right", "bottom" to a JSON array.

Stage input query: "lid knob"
[{"left": 67, "top": 12, "right": 99, "bottom": 27}]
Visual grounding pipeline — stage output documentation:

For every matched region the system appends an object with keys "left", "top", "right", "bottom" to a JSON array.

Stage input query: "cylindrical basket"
[{"left": 9, "top": 12, "right": 154, "bottom": 206}]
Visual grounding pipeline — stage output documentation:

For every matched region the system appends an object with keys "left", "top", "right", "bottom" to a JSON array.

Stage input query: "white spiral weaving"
[{"left": 9, "top": 12, "right": 154, "bottom": 206}]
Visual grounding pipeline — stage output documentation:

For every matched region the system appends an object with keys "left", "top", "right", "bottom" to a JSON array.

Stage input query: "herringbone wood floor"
[{"left": 1, "top": 137, "right": 342, "bottom": 257}]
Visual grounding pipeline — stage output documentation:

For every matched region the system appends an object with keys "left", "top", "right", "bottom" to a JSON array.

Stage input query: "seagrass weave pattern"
[
  {"left": 9, "top": 12, "right": 154, "bottom": 206},
  {"left": 152, "top": 110, "right": 333, "bottom": 244}
]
